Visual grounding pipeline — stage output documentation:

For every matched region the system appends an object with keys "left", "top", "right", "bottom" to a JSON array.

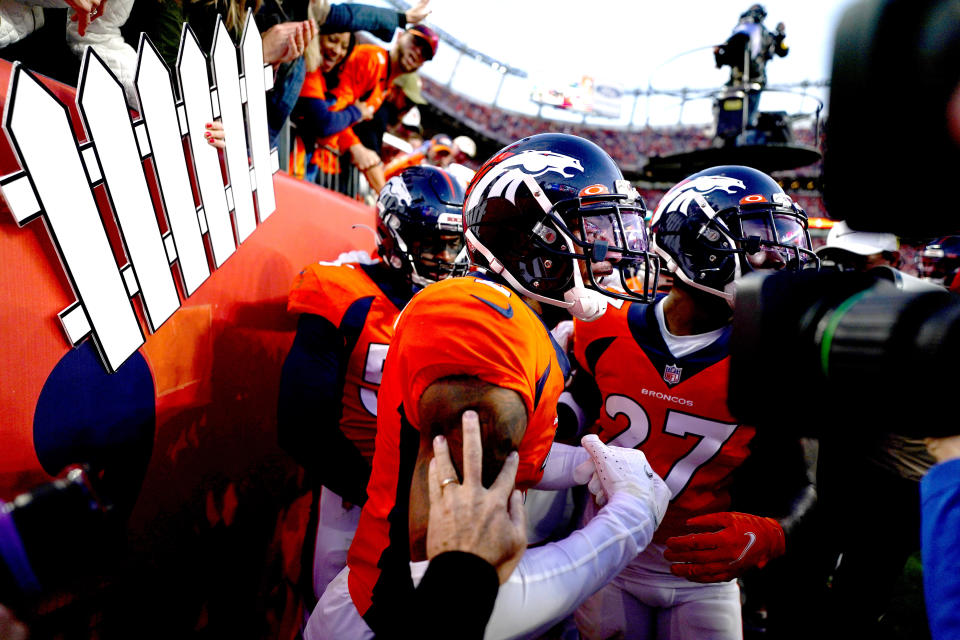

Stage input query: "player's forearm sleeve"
[
  {"left": 533, "top": 442, "right": 588, "bottom": 490},
  {"left": 277, "top": 313, "right": 371, "bottom": 504},
  {"left": 483, "top": 491, "right": 657, "bottom": 640}
]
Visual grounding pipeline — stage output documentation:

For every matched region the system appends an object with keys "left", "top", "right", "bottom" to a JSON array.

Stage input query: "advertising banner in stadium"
[
  {"left": 0, "top": 14, "right": 374, "bottom": 636},
  {"left": 530, "top": 74, "right": 624, "bottom": 118}
]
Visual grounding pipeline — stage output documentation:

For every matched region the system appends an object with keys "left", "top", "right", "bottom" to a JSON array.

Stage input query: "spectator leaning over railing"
[
  {"left": 289, "top": 10, "right": 427, "bottom": 185},
  {"left": 291, "top": 20, "right": 370, "bottom": 183},
  {"left": 311, "top": 22, "right": 439, "bottom": 193},
  {"left": 110, "top": 1, "right": 429, "bottom": 146},
  {"left": 258, "top": 0, "right": 432, "bottom": 147}
]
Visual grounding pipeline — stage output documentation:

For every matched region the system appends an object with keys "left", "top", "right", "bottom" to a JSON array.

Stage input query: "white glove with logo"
[{"left": 574, "top": 434, "right": 671, "bottom": 527}]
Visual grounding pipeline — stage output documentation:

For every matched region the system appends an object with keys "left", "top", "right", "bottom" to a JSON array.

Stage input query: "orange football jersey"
[
  {"left": 300, "top": 68, "right": 328, "bottom": 100},
  {"left": 573, "top": 299, "right": 756, "bottom": 543},
  {"left": 347, "top": 275, "right": 567, "bottom": 627},
  {"left": 287, "top": 259, "right": 400, "bottom": 465}
]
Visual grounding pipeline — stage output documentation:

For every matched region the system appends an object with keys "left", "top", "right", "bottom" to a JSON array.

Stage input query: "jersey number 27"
[{"left": 603, "top": 394, "right": 738, "bottom": 499}]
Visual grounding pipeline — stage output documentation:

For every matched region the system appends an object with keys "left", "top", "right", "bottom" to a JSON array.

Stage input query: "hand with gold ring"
[{"left": 426, "top": 410, "right": 527, "bottom": 584}]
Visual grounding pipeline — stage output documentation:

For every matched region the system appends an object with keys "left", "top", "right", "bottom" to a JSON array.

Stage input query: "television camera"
[{"left": 729, "top": 0, "right": 960, "bottom": 437}]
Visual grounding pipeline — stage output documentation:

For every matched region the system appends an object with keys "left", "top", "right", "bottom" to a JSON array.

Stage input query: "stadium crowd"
[
  {"left": 0, "top": 0, "right": 825, "bottom": 204},
  {"left": 1, "top": 2, "right": 959, "bottom": 640},
  {"left": 418, "top": 75, "right": 824, "bottom": 175}
]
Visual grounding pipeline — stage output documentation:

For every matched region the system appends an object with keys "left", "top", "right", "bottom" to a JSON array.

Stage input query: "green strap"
[{"left": 820, "top": 290, "right": 872, "bottom": 377}]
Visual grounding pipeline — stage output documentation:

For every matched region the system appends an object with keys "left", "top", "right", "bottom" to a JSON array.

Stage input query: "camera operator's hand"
[
  {"left": 925, "top": 435, "right": 960, "bottom": 464},
  {"left": 0, "top": 604, "right": 28, "bottom": 640},
  {"left": 664, "top": 512, "right": 785, "bottom": 583}
]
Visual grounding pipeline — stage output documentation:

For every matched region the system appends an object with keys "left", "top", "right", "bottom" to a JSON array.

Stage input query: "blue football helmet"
[
  {"left": 463, "top": 133, "right": 658, "bottom": 320},
  {"left": 377, "top": 165, "right": 468, "bottom": 287},
  {"left": 650, "top": 165, "right": 817, "bottom": 304}
]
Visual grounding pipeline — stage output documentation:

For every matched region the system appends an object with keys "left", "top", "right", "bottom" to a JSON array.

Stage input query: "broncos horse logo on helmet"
[
  {"left": 463, "top": 133, "right": 658, "bottom": 321},
  {"left": 650, "top": 164, "right": 817, "bottom": 305},
  {"left": 658, "top": 176, "right": 747, "bottom": 219},
  {"left": 465, "top": 150, "right": 585, "bottom": 211}
]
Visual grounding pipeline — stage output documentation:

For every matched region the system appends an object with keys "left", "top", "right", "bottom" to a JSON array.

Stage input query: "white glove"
[
  {"left": 564, "top": 287, "right": 608, "bottom": 322},
  {"left": 578, "top": 434, "right": 670, "bottom": 527}
]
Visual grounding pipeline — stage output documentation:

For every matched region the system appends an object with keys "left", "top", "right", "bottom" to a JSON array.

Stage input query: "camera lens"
[{"left": 730, "top": 270, "right": 960, "bottom": 437}]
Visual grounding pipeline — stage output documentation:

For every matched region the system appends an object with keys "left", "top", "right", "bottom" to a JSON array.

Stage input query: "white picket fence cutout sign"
[
  {"left": 240, "top": 13, "right": 276, "bottom": 219},
  {"left": 0, "top": 12, "right": 279, "bottom": 373},
  {"left": 212, "top": 17, "right": 256, "bottom": 243},
  {"left": 135, "top": 35, "right": 211, "bottom": 298},
  {"left": 177, "top": 24, "right": 236, "bottom": 269},
  {"left": 79, "top": 50, "right": 182, "bottom": 335}
]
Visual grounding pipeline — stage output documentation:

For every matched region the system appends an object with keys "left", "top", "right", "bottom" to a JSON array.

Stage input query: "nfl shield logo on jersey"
[{"left": 663, "top": 364, "right": 682, "bottom": 384}]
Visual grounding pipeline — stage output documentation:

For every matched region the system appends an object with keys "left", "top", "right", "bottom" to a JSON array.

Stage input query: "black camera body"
[
  {"left": 0, "top": 465, "right": 117, "bottom": 618},
  {"left": 727, "top": 0, "right": 960, "bottom": 435},
  {"left": 729, "top": 270, "right": 960, "bottom": 437},
  {"left": 823, "top": 0, "right": 960, "bottom": 238}
]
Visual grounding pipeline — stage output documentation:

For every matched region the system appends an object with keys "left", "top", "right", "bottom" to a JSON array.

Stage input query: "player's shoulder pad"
[
  {"left": 425, "top": 276, "right": 514, "bottom": 302},
  {"left": 288, "top": 258, "right": 381, "bottom": 318},
  {"left": 403, "top": 277, "right": 525, "bottom": 322}
]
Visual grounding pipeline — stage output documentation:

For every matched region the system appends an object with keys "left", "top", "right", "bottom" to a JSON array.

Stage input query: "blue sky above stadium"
[{"left": 364, "top": 0, "right": 858, "bottom": 127}]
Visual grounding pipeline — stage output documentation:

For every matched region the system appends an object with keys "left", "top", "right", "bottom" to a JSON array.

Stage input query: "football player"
[
  {"left": 920, "top": 235, "right": 960, "bottom": 292},
  {"left": 305, "top": 133, "right": 670, "bottom": 640},
  {"left": 571, "top": 165, "right": 817, "bottom": 640},
  {"left": 277, "top": 165, "right": 468, "bottom": 625}
]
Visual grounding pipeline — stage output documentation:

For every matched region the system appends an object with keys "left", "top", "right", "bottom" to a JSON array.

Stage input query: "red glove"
[{"left": 663, "top": 512, "right": 785, "bottom": 583}]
